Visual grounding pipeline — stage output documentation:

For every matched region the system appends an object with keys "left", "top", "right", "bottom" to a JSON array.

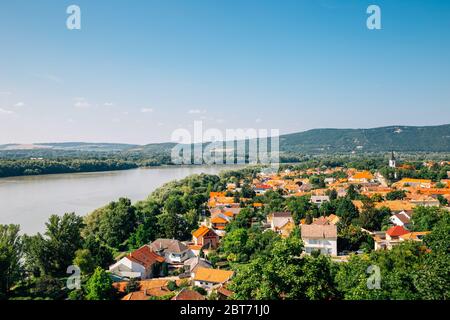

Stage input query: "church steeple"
[{"left": 389, "top": 151, "right": 397, "bottom": 168}]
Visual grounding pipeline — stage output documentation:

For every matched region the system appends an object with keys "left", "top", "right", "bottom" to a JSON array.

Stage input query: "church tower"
[{"left": 389, "top": 151, "right": 397, "bottom": 168}]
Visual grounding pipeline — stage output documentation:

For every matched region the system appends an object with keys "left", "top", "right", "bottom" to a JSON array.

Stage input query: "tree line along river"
[{"left": 0, "top": 166, "right": 232, "bottom": 234}]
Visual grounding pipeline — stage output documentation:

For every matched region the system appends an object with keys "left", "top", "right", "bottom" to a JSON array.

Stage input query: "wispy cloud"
[
  {"left": 188, "top": 109, "right": 206, "bottom": 114},
  {"left": 34, "top": 74, "right": 63, "bottom": 84},
  {"left": 103, "top": 102, "right": 114, "bottom": 107},
  {"left": 141, "top": 108, "right": 154, "bottom": 113},
  {"left": 0, "top": 108, "right": 14, "bottom": 115},
  {"left": 0, "top": 91, "right": 12, "bottom": 96},
  {"left": 255, "top": 118, "right": 262, "bottom": 123},
  {"left": 14, "top": 102, "right": 25, "bottom": 107},
  {"left": 74, "top": 97, "right": 91, "bottom": 109}
]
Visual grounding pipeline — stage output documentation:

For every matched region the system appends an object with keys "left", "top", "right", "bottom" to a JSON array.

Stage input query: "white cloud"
[
  {"left": 14, "top": 102, "right": 25, "bottom": 107},
  {"left": 188, "top": 109, "right": 206, "bottom": 114},
  {"left": 141, "top": 108, "right": 154, "bottom": 113},
  {"left": 0, "top": 91, "right": 12, "bottom": 96},
  {"left": 255, "top": 118, "right": 262, "bottom": 123},
  {"left": 0, "top": 108, "right": 14, "bottom": 115},
  {"left": 103, "top": 102, "right": 114, "bottom": 107},
  {"left": 34, "top": 74, "right": 63, "bottom": 84},
  {"left": 74, "top": 98, "right": 91, "bottom": 108}
]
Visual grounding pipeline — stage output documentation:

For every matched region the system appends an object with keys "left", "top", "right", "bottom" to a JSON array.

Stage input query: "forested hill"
[
  {"left": 1, "top": 124, "right": 450, "bottom": 157},
  {"left": 280, "top": 124, "right": 450, "bottom": 153}
]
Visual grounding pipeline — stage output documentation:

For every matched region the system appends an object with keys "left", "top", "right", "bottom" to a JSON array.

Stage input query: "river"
[{"left": 0, "top": 166, "right": 235, "bottom": 234}]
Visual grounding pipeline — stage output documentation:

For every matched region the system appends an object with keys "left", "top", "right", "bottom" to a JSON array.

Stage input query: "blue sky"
[{"left": 0, "top": 0, "right": 449, "bottom": 144}]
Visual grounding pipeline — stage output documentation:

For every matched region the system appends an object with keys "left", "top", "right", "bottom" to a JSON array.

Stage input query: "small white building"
[
  {"left": 301, "top": 224, "right": 337, "bottom": 256},
  {"left": 193, "top": 267, "right": 234, "bottom": 291},
  {"left": 108, "top": 245, "right": 165, "bottom": 279},
  {"left": 150, "top": 239, "right": 191, "bottom": 265},
  {"left": 310, "top": 195, "right": 330, "bottom": 207},
  {"left": 389, "top": 211, "right": 411, "bottom": 227}
]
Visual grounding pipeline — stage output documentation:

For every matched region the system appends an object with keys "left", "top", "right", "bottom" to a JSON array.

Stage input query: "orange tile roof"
[
  {"left": 114, "top": 278, "right": 184, "bottom": 293},
  {"left": 400, "top": 231, "right": 430, "bottom": 241},
  {"left": 211, "top": 216, "right": 228, "bottom": 224},
  {"left": 351, "top": 171, "right": 374, "bottom": 180},
  {"left": 210, "top": 192, "right": 226, "bottom": 198},
  {"left": 171, "top": 288, "right": 205, "bottom": 300},
  {"left": 387, "top": 226, "right": 409, "bottom": 237},
  {"left": 194, "top": 267, "right": 234, "bottom": 284},
  {"left": 192, "top": 225, "right": 211, "bottom": 238},
  {"left": 127, "top": 245, "right": 165, "bottom": 268},
  {"left": 352, "top": 200, "right": 415, "bottom": 212}
]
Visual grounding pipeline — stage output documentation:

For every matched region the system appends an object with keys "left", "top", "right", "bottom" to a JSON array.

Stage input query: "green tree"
[
  {"left": 73, "top": 249, "right": 96, "bottom": 275},
  {"left": 410, "top": 206, "right": 446, "bottom": 231},
  {"left": 335, "top": 198, "right": 359, "bottom": 226},
  {"left": 157, "top": 211, "right": 189, "bottom": 240},
  {"left": 0, "top": 224, "right": 22, "bottom": 298},
  {"left": 98, "top": 198, "right": 137, "bottom": 249},
  {"left": 386, "top": 190, "right": 406, "bottom": 200},
  {"left": 23, "top": 213, "right": 84, "bottom": 277},
  {"left": 85, "top": 267, "right": 115, "bottom": 300}
]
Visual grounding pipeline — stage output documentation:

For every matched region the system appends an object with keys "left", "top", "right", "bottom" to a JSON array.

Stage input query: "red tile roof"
[
  {"left": 171, "top": 288, "right": 206, "bottom": 300},
  {"left": 128, "top": 245, "right": 165, "bottom": 268},
  {"left": 386, "top": 226, "right": 409, "bottom": 237}
]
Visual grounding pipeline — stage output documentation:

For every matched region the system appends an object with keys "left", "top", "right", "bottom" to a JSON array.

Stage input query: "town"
[{"left": 92, "top": 152, "right": 449, "bottom": 300}]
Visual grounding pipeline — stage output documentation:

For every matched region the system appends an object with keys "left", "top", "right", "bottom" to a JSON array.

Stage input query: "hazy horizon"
[{"left": 1, "top": 122, "right": 449, "bottom": 146}]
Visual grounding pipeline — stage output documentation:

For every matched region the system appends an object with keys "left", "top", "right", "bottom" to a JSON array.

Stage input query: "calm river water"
[{"left": 0, "top": 166, "right": 234, "bottom": 234}]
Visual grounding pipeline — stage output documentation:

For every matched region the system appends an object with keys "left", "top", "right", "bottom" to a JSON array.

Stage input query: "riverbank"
[{"left": 0, "top": 165, "right": 241, "bottom": 234}]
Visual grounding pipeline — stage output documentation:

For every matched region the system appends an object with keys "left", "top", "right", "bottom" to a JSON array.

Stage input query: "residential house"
[
  {"left": 268, "top": 212, "right": 295, "bottom": 238},
  {"left": 183, "top": 256, "right": 212, "bottom": 277},
  {"left": 192, "top": 225, "right": 219, "bottom": 249},
  {"left": 301, "top": 224, "right": 338, "bottom": 256},
  {"left": 150, "top": 239, "right": 191, "bottom": 265},
  {"left": 352, "top": 200, "right": 415, "bottom": 214},
  {"left": 393, "top": 178, "right": 432, "bottom": 189},
  {"left": 399, "top": 231, "right": 430, "bottom": 242},
  {"left": 121, "top": 287, "right": 173, "bottom": 300},
  {"left": 210, "top": 214, "right": 231, "bottom": 233},
  {"left": 193, "top": 267, "right": 234, "bottom": 291},
  {"left": 349, "top": 171, "right": 374, "bottom": 184},
  {"left": 310, "top": 195, "right": 330, "bottom": 207},
  {"left": 312, "top": 214, "right": 340, "bottom": 226},
  {"left": 374, "top": 226, "right": 410, "bottom": 250},
  {"left": 109, "top": 245, "right": 165, "bottom": 280},
  {"left": 217, "top": 286, "right": 234, "bottom": 300},
  {"left": 254, "top": 184, "right": 272, "bottom": 195},
  {"left": 389, "top": 211, "right": 412, "bottom": 228},
  {"left": 171, "top": 288, "right": 206, "bottom": 300},
  {"left": 409, "top": 195, "right": 440, "bottom": 207}
]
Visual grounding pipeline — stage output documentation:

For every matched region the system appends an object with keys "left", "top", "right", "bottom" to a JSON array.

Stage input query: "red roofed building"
[
  {"left": 192, "top": 225, "right": 219, "bottom": 249},
  {"left": 109, "top": 245, "right": 165, "bottom": 280},
  {"left": 171, "top": 288, "right": 206, "bottom": 300},
  {"left": 374, "top": 226, "right": 410, "bottom": 251},
  {"left": 386, "top": 226, "right": 410, "bottom": 239}
]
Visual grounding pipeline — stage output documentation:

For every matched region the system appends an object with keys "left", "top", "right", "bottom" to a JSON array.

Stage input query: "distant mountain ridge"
[
  {"left": 279, "top": 124, "right": 450, "bottom": 153},
  {"left": 2, "top": 124, "right": 450, "bottom": 154}
]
